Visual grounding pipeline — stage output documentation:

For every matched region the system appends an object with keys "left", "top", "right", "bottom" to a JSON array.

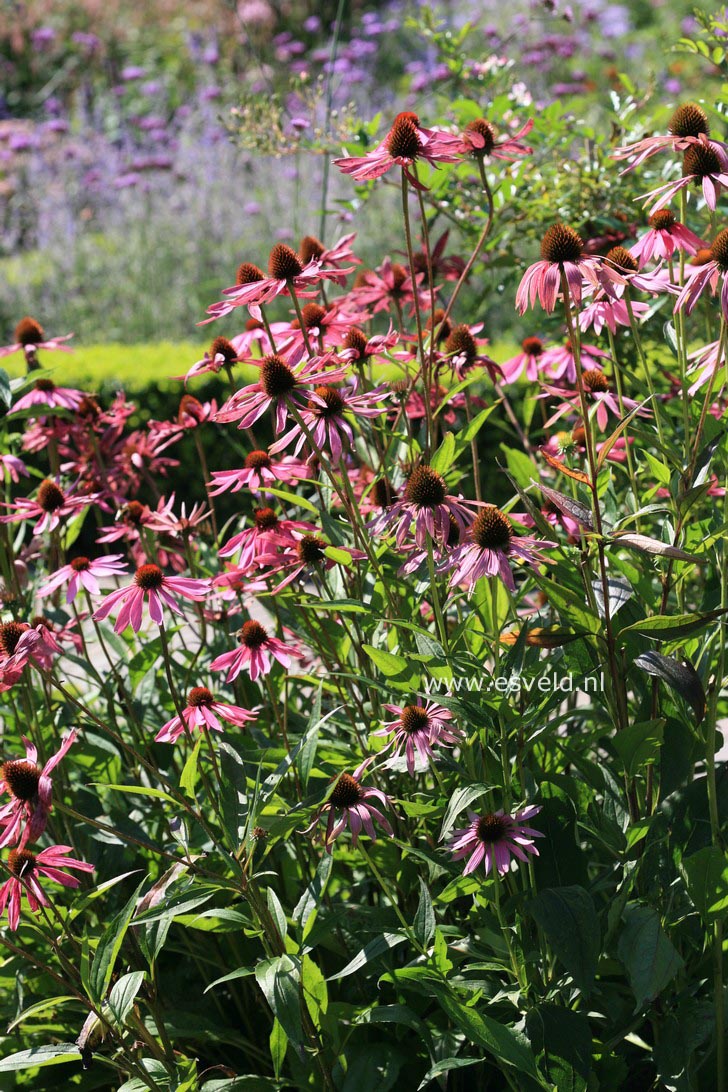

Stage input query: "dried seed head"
[
  {"left": 710, "top": 228, "right": 728, "bottom": 271},
  {"left": 297, "top": 534, "right": 326, "bottom": 564},
  {"left": 465, "top": 118, "right": 496, "bottom": 155},
  {"left": 0, "top": 621, "right": 26, "bottom": 656},
  {"left": 299, "top": 235, "right": 325, "bottom": 264},
  {"left": 244, "top": 450, "right": 272, "bottom": 471},
  {"left": 236, "top": 262, "right": 265, "bottom": 286},
  {"left": 605, "top": 246, "right": 638, "bottom": 272},
  {"left": 37, "top": 480, "right": 65, "bottom": 513},
  {"left": 405, "top": 465, "right": 447, "bottom": 508},
  {"left": 445, "top": 324, "right": 477, "bottom": 366},
  {"left": 522, "top": 336, "right": 544, "bottom": 356},
  {"left": 1, "top": 760, "right": 41, "bottom": 801},
  {"left": 254, "top": 507, "right": 278, "bottom": 531},
  {"left": 476, "top": 813, "right": 509, "bottom": 843},
  {"left": 330, "top": 772, "right": 363, "bottom": 808},
  {"left": 399, "top": 705, "right": 430, "bottom": 733},
  {"left": 343, "top": 327, "right": 369, "bottom": 358},
  {"left": 683, "top": 142, "right": 722, "bottom": 179},
  {"left": 69, "top": 556, "right": 91, "bottom": 572},
  {"left": 540, "top": 224, "right": 584, "bottom": 264},
  {"left": 648, "top": 209, "right": 676, "bottom": 231},
  {"left": 260, "top": 355, "right": 297, "bottom": 398},
  {"left": 14, "top": 317, "right": 44, "bottom": 345},
  {"left": 582, "top": 369, "right": 609, "bottom": 393},
  {"left": 301, "top": 303, "right": 327, "bottom": 329},
  {"left": 668, "top": 102, "right": 709, "bottom": 138},
  {"left": 211, "top": 336, "right": 238, "bottom": 364},
  {"left": 187, "top": 686, "right": 214, "bottom": 708},
  {"left": 268, "top": 243, "right": 303, "bottom": 280},
  {"left": 472, "top": 506, "right": 512, "bottom": 550},
  {"left": 240, "top": 620, "right": 268, "bottom": 648},
  {"left": 8, "top": 848, "right": 36, "bottom": 878},
  {"left": 308, "top": 385, "right": 345, "bottom": 417},
  {"left": 386, "top": 114, "right": 421, "bottom": 160},
  {"left": 134, "top": 564, "right": 164, "bottom": 590}
]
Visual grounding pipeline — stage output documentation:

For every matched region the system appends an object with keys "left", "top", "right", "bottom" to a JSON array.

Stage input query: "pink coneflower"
[
  {"left": 155, "top": 686, "right": 256, "bottom": 743},
  {"left": 269, "top": 380, "right": 390, "bottom": 463},
  {"left": 630, "top": 209, "right": 704, "bottom": 266},
  {"left": 208, "top": 450, "right": 309, "bottom": 496},
  {"left": 0, "top": 730, "right": 77, "bottom": 849},
  {"left": 516, "top": 224, "right": 623, "bottom": 315},
  {"left": 277, "top": 301, "right": 369, "bottom": 365},
  {"left": 455, "top": 116, "right": 534, "bottom": 161},
  {"left": 0, "top": 317, "right": 74, "bottom": 360},
  {"left": 541, "top": 340, "right": 611, "bottom": 384},
  {"left": 613, "top": 103, "right": 726, "bottom": 171},
  {"left": 37, "top": 554, "right": 127, "bottom": 604},
  {"left": 686, "top": 338, "right": 727, "bottom": 397},
  {"left": 440, "top": 505, "right": 555, "bottom": 594},
  {"left": 440, "top": 324, "right": 502, "bottom": 383},
  {"left": 602, "top": 246, "right": 673, "bottom": 295},
  {"left": 209, "top": 620, "right": 304, "bottom": 682},
  {"left": 303, "top": 761, "right": 393, "bottom": 852},
  {"left": 218, "top": 507, "right": 312, "bottom": 568},
  {"left": 202, "top": 244, "right": 352, "bottom": 324},
  {"left": 501, "top": 337, "right": 548, "bottom": 383},
  {"left": 298, "top": 231, "right": 361, "bottom": 281},
  {"left": 578, "top": 296, "right": 649, "bottom": 336},
  {"left": 177, "top": 327, "right": 285, "bottom": 383},
  {"left": 543, "top": 370, "right": 647, "bottom": 432},
  {"left": 338, "top": 325, "right": 399, "bottom": 366},
  {"left": 638, "top": 141, "right": 728, "bottom": 214},
  {"left": 214, "top": 353, "right": 350, "bottom": 434},
  {"left": 143, "top": 496, "right": 212, "bottom": 541},
  {"left": 374, "top": 701, "right": 463, "bottom": 774},
  {"left": 92, "top": 563, "right": 209, "bottom": 634},
  {"left": 448, "top": 805, "right": 543, "bottom": 876},
  {"left": 256, "top": 531, "right": 366, "bottom": 593},
  {"left": 674, "top": 229, "right": 728, "bottom": 320},
  {"left": 334, "top": 111, "right": 461, "bottom": 189},
  {"left": 0, "top": 454, "right": 28, "bottom": 484},
  {"left": 0, "top": 621, "right": 61, "bottom": 682},
  {"left": 9, "top": 378, "right": 85, "bottom": 414},
  {"left": 0, "top": 479, "right": 92, "bottom": 536},
  {"left": 0, "top": 845, "right": 94, "bottom": 931},
  {"left": 349, "top": 259, "right": 430, "bottom": 316},
  {"left": 369, "top": 464, "right": 476, "bottom": 549}
]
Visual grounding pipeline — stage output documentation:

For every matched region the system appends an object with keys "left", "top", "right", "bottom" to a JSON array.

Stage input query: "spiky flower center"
[
  {"left": 37, "top": 480, "right": 65, "bottom": 513},
  {"left": 309, "top": 386, "right": 345, "bottom": 417},
  {"left": 299, "top": 235, "right": 325, "bottom": 264},
  {"left": 710, "top": 228, "right": 728, "bottom": 272},
  {"left": 386, "top": 114, "right": 421, "bottom": 160},
  {"left": 405, "top": 465, "right": 447, "bottom": 508},
  {"left": 389, "top": 263, "right": 408, "bottom": 293},
  {"left": 77, "top": 396, "right": 100, "bottom": 419},
  {"left": 476, "top": 813, "right": 509, "bottom": 843},
  {"left": 1, "top": 760, "right": 41, "bottom": 801},
  {"left": 297, "top": 535, "right": 326, "bottom": 564},
  {"left": 669, "top": 103, "right": 709, "bottom": 138},
  {"left": 33, "top": 378, "right": 56, "bottom": 393},
  {"left": 70, "top": 556, "right": 91, "bottom": 572},
  {"left": 446, "top": 513, "right": 461, "bottom": 546},
  {"left": 427, "top": 308, "right": 451, "bottom": 342},
  {"left": 582, "top": 369, "right": 609, "bottom": 393},
  {"left": 343, "top": 327, "right": 369, "bottom": 357},
  {"left": 179, "top": 394, "right": 204, "bottom": 422},
  {"left": 211, "top": 336, "right": 238, "bottom": 363},
  {"left": 236, "top": 262, "right": 264, "bottom": 286},
  {"left": 522, "top": 336, "right": 544, "bottom": 356},
  {"left": 268, "top": 243, "right": 303, "bottom": 280},
  {"left": 188, "top": 686, "right": 214, "bottom": 708},
  {"left": 0, "top": 622, "right": 26, "bottom": 656},
  {"left": 260, "top": 355, "right": 297, "bottom": 398},
  {"left": 134, "top": 564, "right": 164, "bottom": 590},
  {"left": 240, "top": 620, "right": 268, "bottom": 648},
  {"left": 254, "top": 507, "right": 278, "bottom": 531},
  {"left": 400, "top": 705, "right": 430, "bottom": 733},
  {"left": 15, "top": 317, "right": 45, "bottom": 345},
  {"left": 123, "top": 501, "right": 145, "bottom": 525},
  {"left": 8, "top": 848, "right": 36, "bottom": 877},
  {"left": 691, "top": 247, "right": 714, "bottom": 266},
  {"left": 445, "top": 324, "right": 477, "bottom": 365},
  {"left": 472, "top": 506, "right": 512, "bottom": 550},
  {"left": 683, "top": 143, "right": 722, "bottom": 179},
  {"left": 649, "top": 209, "right": 676, "bottom": 230},
  {"left": 372, "top": 477, "right": 396, "bottom": 508},
  {"left": 465, "top": 118, "right": 496, "bottom": 154},
  {"left": 245, "top": 450, "right": 272, "bottom": 470},
  {"left": 330, "top": 772, "right": 363, "bottom": 808},
  {"left": 301, "top": 303, "right": 326, "bottom": 329},
  {"left": 606, "top": 246, "right": 638, "bottom": 272},
  {"left": 540, "top": 224, "right": 583, "bottom": 264}
]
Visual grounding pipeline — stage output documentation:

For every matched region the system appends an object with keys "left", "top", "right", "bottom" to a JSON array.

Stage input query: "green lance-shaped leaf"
[
  {"left": 529, "top": 886, "right": 601, "bottom": 995},
  {"left": 634, "top": 650, "right": 706, "bottom": 723}
]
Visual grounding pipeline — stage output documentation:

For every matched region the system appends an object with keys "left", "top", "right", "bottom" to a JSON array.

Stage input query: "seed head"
[
  {"left": 245, "top": 450, "right": 272, "bottom": 470},
  {"left": 260, "top": 355, "right": 297, "bottom": 398},
  {"left": 683, "top": 143, "right": 722, "bottom": 179},
  {"left": 649, "top": 209, "right": 676, "bottom": 231},
  {"left": 14, "top": 317, "right": 44, "bottom": 345},
  {"left": 70, "top": 556, "right": 91, "bottom": 572},
  {"left": 308, "top": 386, "right": 345, "bottom": 417},
  {"left": 426, "top": 308, "right": 451, "bottom": 342},
  {"left": 476, "top": 813, "right": 509, "bottom": 843},
  {"left": 268, "top": 243, "right": 303, "bottom": 281},
  {"left": 33, "top": 378, "right": 55, "bottom": 393},
  {"left": 253, "top": 507, "right": 278, "bottom": 531},
  {"left": 1, "top": 760, "right": 41, "bottom": 801},
  {"left": 399, "top": 705, "right": 430, "bottom": 733},
  {"left": 343, "top": 327, "right": 369, "bottom": 358},
  {"left": 389, "top": 263, "right": 408, "bottom": 293},
  {"left": 472, "top": 506, "right": 512, "bottom": 550},
  {"left": 122, "top": 500, "right": 145, "bottom": 525},
  {"left": 37, "top": 480, "right": 65, "bottom": 513},
  {"left": 405, "top": 465, "right": 447, "bottom": 508},
  {"left": 211, "top": 336, "right": 238, "bottom": 364},
  {"left": 236, "top": 262, "right": 264, "bottom": 286},
  {"left": 297, "top": 534, "right": 326, "bottom": 564},
  {"left": 540, "top": 224, "right": 584, "bottom": 264},
  {"left": 8, "top": 848, "right": 36, "bottom": 878},
  {"left": 445, "top": 324, "right": 477, "bottom": 366},
  {"left": 465, "top": 118, "right": 496, "bottom": 155},
  {"left": 0, "top": 621, "right": 26, "bottom": 656},
  {"left": 330, "top": 772, "right": 363, "bottom": 808},
  {"left": 522, "top": 336, "right": 544, "bottom": 356},
  {"left": 134, "top": 564, "right": 164, "bottom": 590},
  {"left": 178, "top": 394, "right": 204, "bottom": 423},
  {"left": 668, "top": 103, "right": 709, "bottom": 139},
  {"left": 187, "top": 686, "right": 214, "bottom": 708},
  {"left": 605, "top": 246, "right": 638, "bottom": 273},
  {"left": 582, "top": 369, "right": 609, "bottom": 393},
  {"left": 710, "top": 228, "right": 728, "bottom": 271},
  {"left": 299, "top": 235, "right": 324, "bottom": 264},
  {"left": 371, "top": 477, "right": 396, "bottom": 508},
  {"left": 300, "top": 303, "right": 326, "bottom": 329},
  {"left": 240, "top": 620, "right": 268, "bottom": 648},
  {"left": 386, "top": 114, "right": 421, "bottom": 160}
]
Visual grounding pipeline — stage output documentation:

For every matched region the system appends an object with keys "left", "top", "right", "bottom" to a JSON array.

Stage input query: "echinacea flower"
[
  {"left": 440, "top": 505, "right": 555, "bottom": 594},
  {"left": 0, "top": 620, "right": 61, "bottom": 690},
  {"left": 0, "top": 317, "right": 74, "bottom": 360},
  {"left": 208, "top": 450, "right": 309, "bottom": 496},
  {"left": 38, "top": 554, "right": 127, "bottom": 604},
  {"left": 0, "top": 730, "right": 77, "bottom": 848},
  {"left": 218, "top": 508, "right": 312, "bottom": 569},
  {"left": 155, "top": 686, "right": 256, "bottom": 743},
  {"left": 674, "top": 228, "right": 728, "bottom": 320},
  {"left": 516, "top": 223, "right": 623, "bottom": 315},
  {"left": 209, "top": 620, "right": 304, "bottom": 682},
  {"left": 440, "top": 324, "right": 502, "bottom": 383},
  {"left": 93, "top": 563, "right": 209, "bottom": 633},
  {"left": 540, "top": 340, "right": 611, "bottom": 384},
  {"left": 374, "top": 701, "right": 463, "bottom": 774},
  {"left": 630, "top": 209, "right": 704, "bottom": 267},
  {"left": 0, "top": 479, "right": 92, "bottom": 536},
  {"left": 9, "top": 378, "right": 85, "bottom": 414},
  {"left": 0, "top": 454, "right": 28, "bottom": 484},
  {"left": 269, "top": 380, "right": 390, "bottom": 463},
  {"left": 368, "top": 464, "right": 476, "bottom": 549},
  {"left": 256, "top": 531, "right": 367, "bottom": 594},
  {"left": 613, "top": 102, "right": 726, "bottom": 171},
  {"left": 638, "top": 142, "right": 728, "bottom": 214},
  {"left": 303, "top": 761, "right": 393, "bottom": 852},
  {"left": 0, "top": 844, "right": 94, "bottom": 931},
  {"left": 334, "top": 111, "right": 461, "bottom": 189},
  {"left": 455, "top": 116, "right": 534, "bottom": 161},
  {"left": 543, "top": 370, "right": 648, "bottom": 432},
  {"left": 578, "top": 296, "right": 649, "bottom": 336},
  {"left": 448, "top": 805, "right": 543, "bottom": 877},
  {"left": 501, "top": 337, "right": 548, "bottom": 383}
]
